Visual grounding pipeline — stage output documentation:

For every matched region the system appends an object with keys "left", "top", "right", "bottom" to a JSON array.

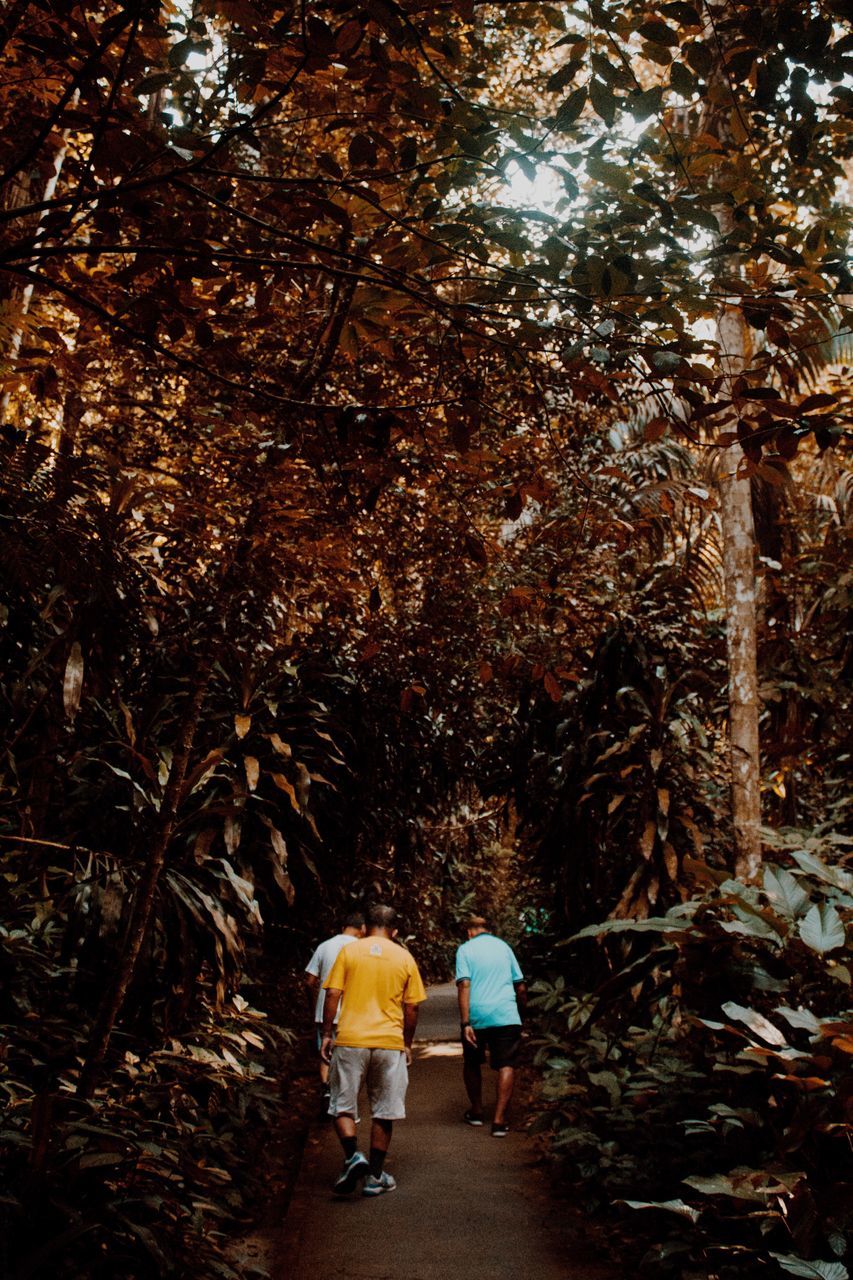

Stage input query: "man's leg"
[
  {"left": 493, "top": 1066, "right": 515, "bottom": 1125},
  {"left": 369, "top": 1117, "right": 392, "bottom": 1177},
  {"left": 463, "top": 1057, "right": 484, "bottom": 1118},
  {"left": 334, "top": 1112, "right": 358, "bottom": 1157},
  {"left": 490, "top": 1028, "right": 522, "bottom": 1132},
  {"left": 362, "top": 1050, "right": 407, "bottom": 1194},
  {"left": 329, "top": 1048, "right": 370, "bottom": 1192}
]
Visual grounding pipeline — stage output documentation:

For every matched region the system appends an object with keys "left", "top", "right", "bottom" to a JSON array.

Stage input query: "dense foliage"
[
  {"left": 1, "top": 1, "right": 851, "bottom": 1277},
  {"left": 531, "top": 833, "right": 853, "bottom": 1279}
]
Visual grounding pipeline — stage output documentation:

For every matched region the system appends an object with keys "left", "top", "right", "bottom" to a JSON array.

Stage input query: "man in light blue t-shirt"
[{"left": 455, "top": 914, "right": 526, "bottom": 1137}]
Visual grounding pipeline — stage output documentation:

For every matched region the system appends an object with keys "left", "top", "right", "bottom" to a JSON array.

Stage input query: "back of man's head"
[
  {"left": 466, "top": 913, "right": 490, "bottom": 933},
  {"left": 343, "top": 911, "right": 365, "bottom": 931},
  {"left": 367, "top": 903, "right": 397, "bottom": 931}
]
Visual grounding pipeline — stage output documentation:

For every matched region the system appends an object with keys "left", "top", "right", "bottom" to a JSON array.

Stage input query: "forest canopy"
[{"left": 1, "top": 2, "right": 851, "bottom": 1278}]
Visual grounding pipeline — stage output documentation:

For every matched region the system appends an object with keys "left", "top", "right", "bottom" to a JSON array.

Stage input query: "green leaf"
[
  {"left": 571, "top": 916, "right": 687, "bottom": 939},
  {"left": 555, "top": 87, "right": 587, "bottom": 129},
  {"left": 720, "top": 1002, "right": 787, "bottom": 1046},
  {"left": 770, "top": 1255, "right": 848, "bottom": 1280},
  {"left": 589, "top": 78, "right": 617, "bottom": 127},
  {"left": 789, "top": 850, "right": 853, "bottom": 894},
  {"left": 650, "top": 350, "right": 683, "bottom": 374},
  {"left": 79, "top": 1152, "right": 125, "bottom": 1168},
  {"left": 774, "top": 1006, "right": 822, "bottom": 1034},
  {"left": 586, "top": 156, "right": 630, "bottom": 191},
  {"left": 620, "top": 1198, "right": 701, "bottom": 1222},
  {"left": 763, "top": 866, "right": 810, "bottom": 917},
  {"left": 587, "top": 1069, "right": 620, "bottom": 1105},
  {"left": 798, "top": 904, "right": 846, "bottom": 954}
]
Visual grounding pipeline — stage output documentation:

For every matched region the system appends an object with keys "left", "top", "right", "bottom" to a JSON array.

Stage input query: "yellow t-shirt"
[{"left": 324, "top": 935, "right": 427, "bottom": 1050}]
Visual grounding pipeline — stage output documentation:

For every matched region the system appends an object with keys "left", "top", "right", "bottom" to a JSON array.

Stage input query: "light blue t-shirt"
[{"left": 455, "top": 934, "right": 524, "bottom": 1029}]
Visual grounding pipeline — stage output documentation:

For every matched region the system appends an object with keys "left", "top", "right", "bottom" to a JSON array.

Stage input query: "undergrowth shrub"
[
  {"left": 530, "top": 830, "right": 853, "bottom": 1280},
  {"left": 0, "top": 855, "right": 295, "bottom": 1280}
]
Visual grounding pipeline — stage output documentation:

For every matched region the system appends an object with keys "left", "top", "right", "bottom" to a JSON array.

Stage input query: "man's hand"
[
  {"left": 404, "top": 1045, "right": 413, "bottom": 1066},
  {"left": 463, "top": 1024, "right": 478, "bottom": 1049},
  {"left": 320, "top": 1034, "right": 334, "bottom": 1064}
]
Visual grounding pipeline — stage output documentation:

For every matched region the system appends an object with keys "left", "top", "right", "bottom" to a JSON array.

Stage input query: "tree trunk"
[{"left": 716, "top": 304, "right": 762, "bottom": 881}]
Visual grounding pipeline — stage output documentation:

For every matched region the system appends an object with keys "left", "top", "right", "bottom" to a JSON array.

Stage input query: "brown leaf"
[
  {"left": 294, "top": 761, "right": 311, "bottom": 808},
  {"left": 224, "top": 815, "right": 241, "bottom": 856},
  {"left": 63, "top": 642, "right": 84, "bottom": 720},
  {"left": 663, "top": 841, "right": 678, "bottom": 881},
  {"left": 272, "top": 772, "right": 301, "bottom": 813},
  {"left": 349, "top": 133, "right": 377, "bottom": 168},
  {"left": 643, "top": 416, "right": 668, "bottom": 442},
  {"left": 194, "top": 829, "right": 216, "bottom": 865},
  {"left": 244, "top": 756, "right": 260, "bottom": 792},
  {"left": 182, "top": 749, "right": 225, "bottom": 799},
  {"left": 269, "top": 826, "right": 295, "bottom": 905},
  {"left": 235, "top": 713, "right": 251, "bottom": 739},
  {"left": 543, "top": 671, "right": 562, "bottom": 702}
]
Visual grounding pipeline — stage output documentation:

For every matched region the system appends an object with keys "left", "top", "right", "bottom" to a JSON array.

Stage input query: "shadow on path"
[{"left": 275, "top": 983, "right": 615, "bottom": 1280}]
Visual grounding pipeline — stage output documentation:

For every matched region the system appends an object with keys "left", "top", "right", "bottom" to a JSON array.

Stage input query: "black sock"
[
  {"left": 369, "top": 1147, "right": 386, "bottom": 1178},
  {"left": 341, "top": 1136, "right": 357, "bottom": 1159}
]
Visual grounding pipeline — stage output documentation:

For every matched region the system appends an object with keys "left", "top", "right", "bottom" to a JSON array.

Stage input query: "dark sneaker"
[
  {"left": 362, "top": 1171, "right": 397, "bottom": 1197},
  {"left": 333, "top": 1151, "right": 369, "bottom": 1194},
  {"left": 491, "top": 1121, "right": 508, "bottom": 1137},
  {"left": 463, "top": 1109, "right": 484, "bottom": 1126}
]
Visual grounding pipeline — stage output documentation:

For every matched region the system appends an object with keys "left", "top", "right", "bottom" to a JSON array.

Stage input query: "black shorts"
[{"left": 462, "top": 1025, "right": 522, "bottom": 1070}]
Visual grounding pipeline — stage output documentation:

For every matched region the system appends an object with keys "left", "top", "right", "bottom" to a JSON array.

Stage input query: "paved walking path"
[{"left": 279, "top": 983, "right": 613, "bottom": 1280}]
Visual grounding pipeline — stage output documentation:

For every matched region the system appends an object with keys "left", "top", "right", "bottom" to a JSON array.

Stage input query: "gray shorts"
[{"left": 328, "top": 1046, "right": 409, "bottom": 1122}]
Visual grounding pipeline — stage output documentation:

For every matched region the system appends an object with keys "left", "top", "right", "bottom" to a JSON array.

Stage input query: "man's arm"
[
  {"left": 456, "top": 979, "right": 477, "bottom": 1047},
  {"left": 514, "top": 980, "right": 528, "bottom": 1021},
  {"left": 402, "top": 1001, "right": 420, "bottom": 1065},
  {"left": 320, "top": 987, "right": 342, "bottom": 1063},
  {"left": 305, "top": 972, "right": 320, "bottom": 1019}
]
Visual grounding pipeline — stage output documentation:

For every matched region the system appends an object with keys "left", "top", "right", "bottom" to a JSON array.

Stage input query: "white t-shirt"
[{"left": 305, "top": 933, "right": 357, "bottom": 1022}]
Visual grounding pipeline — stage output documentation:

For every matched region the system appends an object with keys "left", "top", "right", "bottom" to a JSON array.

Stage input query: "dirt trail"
[{"left": 276, "top": 983, "right": 613, "bottom": 1280}]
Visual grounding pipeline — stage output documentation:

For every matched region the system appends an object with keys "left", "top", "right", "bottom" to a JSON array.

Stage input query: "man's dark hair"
[
  {"left": 343, "top": 911, "right": 365, "bottom": 930},
  {"left": 367, "top": 903, "right": 397, "bottom": 930},
  {"left": 466, "top": 913, "right": 490, "bottom": 931}
]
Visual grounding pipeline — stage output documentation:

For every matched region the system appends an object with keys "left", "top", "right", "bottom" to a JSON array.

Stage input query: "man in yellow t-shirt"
[{"left": 321, "top": 903, "right": 427, "bottom": 1197}]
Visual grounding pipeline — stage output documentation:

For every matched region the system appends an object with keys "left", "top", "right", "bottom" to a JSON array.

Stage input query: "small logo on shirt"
[{"left": 369, "top": 943, "right": 383, "bottom": 956}]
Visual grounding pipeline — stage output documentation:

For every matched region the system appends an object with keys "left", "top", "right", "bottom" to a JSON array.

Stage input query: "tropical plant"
[{"left": 530, "top": 831, "right": 853, "bottom": 1278}]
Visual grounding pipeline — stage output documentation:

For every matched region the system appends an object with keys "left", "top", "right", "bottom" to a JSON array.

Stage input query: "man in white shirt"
[{"left": 305, "top": 912, "right": 365, "bottom": 1091}]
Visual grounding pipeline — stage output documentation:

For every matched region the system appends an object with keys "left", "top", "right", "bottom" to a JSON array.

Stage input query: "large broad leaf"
[
  {"left": 619, "top": 1198, "right": 701, "bottom": 1222},
  {"left": 798, "top": 904, "right": 846, "bottom": 954},
  {"left": 770, "top": 1254, "right": 848, "bottom": 1280},
  {"left": 720, "top": 1002, "right": 787, "bottom": 1046},
  {"left": 587, "top": 1070, "right": 621, "bottom": 1106},
  {"left": 775, "top": 1006, "right": 822, "bottom": 1034},
  {"left": 763, "top": 865, "right": 810, "bottom": 917},
  {"left": 685, "top": 1168, "right": 804, "bottom": 1202},
  {"left": 571, "top": 916, "right": 688, "bottom": 940},
  {"left": 789, "top": 850, "right": 853, "bottom": 894}
]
